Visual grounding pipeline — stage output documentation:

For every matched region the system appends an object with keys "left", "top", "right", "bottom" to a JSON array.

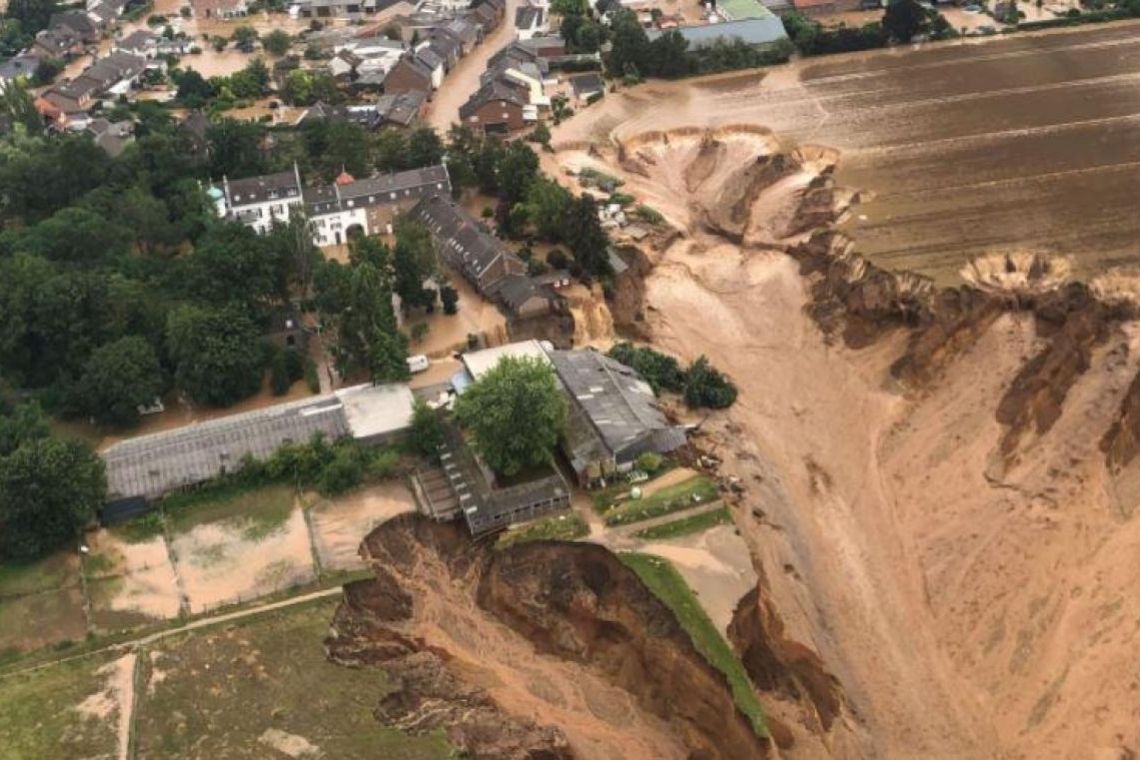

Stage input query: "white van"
[{"left": 407, "top": 354, "right": 430, "bottom": 374}]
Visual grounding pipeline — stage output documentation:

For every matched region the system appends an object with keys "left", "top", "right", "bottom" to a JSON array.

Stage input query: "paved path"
[
  {"left": 0, "top": 586, "right": 345, "bottom": 680},
  {"left": 425, "top": 0, "right": 521, "bottom": 132}
]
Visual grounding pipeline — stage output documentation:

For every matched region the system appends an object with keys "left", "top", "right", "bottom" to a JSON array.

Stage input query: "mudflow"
[{"left": 330, "top": 124, "right": 1140, "bottom": 759}]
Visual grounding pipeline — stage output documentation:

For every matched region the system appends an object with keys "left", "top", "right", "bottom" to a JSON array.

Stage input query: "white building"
[{"left": 217, "top": 164, "right": 452, "bottom": 246}]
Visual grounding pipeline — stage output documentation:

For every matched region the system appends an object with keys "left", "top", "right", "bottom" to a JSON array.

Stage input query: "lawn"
[
  {"left": 0, "top": 652, "right": 122, "bottom": 759},
  {"left": 597, "top": 476, "right": 720, "bottom": 527},
  {"left": 496, "top": 511, "right": 589, "bottom": 549},
  {"left": 620, "top": 552, "right": 767, "bottom": 738},
  {"left": 134, "top": 598, "right": 453, "bottom": 759},
  {"left": 633, "top": 506, "right": 733, "bottom": 540},
  {"left": 164, "top": 482, "right": 296, "bottom": 538},
  {"left": 0, "top": 553, "right": 88, "bottom": 655},
  {"left": 0, "top": 553, "right": 76, "bottom": 599}
]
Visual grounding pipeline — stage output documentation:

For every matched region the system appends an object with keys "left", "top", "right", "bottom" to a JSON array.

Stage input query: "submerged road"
[{"left": 591, "top": 22, "right": 1140, "bottom": 282}]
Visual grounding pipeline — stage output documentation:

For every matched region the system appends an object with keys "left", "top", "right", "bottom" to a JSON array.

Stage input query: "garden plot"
[
  {"left": 0, "top": 554, "right": 87, "bottom": 654},
  {"left": 85, "top": 527, "right": 182, "bottom": 633},
  {"left": 307, "top": 482, "right": 417, "bottom": 572},
  {"left": 166, "top": 486, "right": 317, "bottom": 614}
]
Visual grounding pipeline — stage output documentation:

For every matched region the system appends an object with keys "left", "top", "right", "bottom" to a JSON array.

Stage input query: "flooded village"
[{"left": 5, "top": 0, "right": 1140, "bottom": 754}]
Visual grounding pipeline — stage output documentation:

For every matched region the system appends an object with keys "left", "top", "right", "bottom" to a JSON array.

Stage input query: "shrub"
[
  {"left": 609, "top": 192, "right": 635, "bottom": 206},
  {"left": 410, "top": 322, "right": 430, "bottom": 344},
  {"left": 608, "top": 342, "right": 686, "bottom": 394},
  {"left": 635, "top": 205, "right": 664, "bottom": 224},
  {"left": 683, "top": 356, "right": 738, "bottom": 409},
  {"left": 637, "top": 451, "right": 664, "bottom": 474},
  {"left": 440, "top": 285, "right": 459, "bottom": 315},
  {"left": 409, "top": 398, "right": 445, "bottom": 460},
  {"left": 547, "top": 249, "right": 570, "bottom": 269},
  {"left": 270, "top": 349, "right": 304, "bottom": 395},
  {"left": 303, "top": 357, "right": 321, "bottom": 393}
]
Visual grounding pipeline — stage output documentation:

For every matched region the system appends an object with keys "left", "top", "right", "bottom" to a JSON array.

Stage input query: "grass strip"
[
  {"left": 633, "top": 506, "right": 731, "bottom": 540},
  {"left": 620, "top": 552, "right": 767, "bottom": 738}
]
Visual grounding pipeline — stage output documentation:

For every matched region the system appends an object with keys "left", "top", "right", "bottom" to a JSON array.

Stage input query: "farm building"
[{"left": 100, "top": 384, "right": 414, "bottom": 522}]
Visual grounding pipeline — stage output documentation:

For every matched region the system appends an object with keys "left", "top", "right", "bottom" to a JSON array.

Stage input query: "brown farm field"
[{"left": 558, "top": 22, "right": 1140, "bottom": 283}]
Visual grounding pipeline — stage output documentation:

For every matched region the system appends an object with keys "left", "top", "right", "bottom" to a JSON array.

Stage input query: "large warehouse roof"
[
  {"left": 103, "top": 383, "right": 413, "bottom": 503},
  {"left": 103, "top": 395, "right": 348, "bottom": 502}
]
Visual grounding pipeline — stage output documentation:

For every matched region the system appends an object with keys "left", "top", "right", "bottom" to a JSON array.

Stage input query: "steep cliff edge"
[{"left": 326, "top": 515, "right": 771, "bottom": 760}]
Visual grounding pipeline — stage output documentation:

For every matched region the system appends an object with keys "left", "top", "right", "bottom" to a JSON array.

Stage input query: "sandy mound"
[{"left": 960, "top": 251, "right": 1073, "bottom": 295}]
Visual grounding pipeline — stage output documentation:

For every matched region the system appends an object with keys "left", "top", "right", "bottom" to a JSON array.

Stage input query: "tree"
[
  {"left": 408, "top": 397, "right": 444, "bottom": 460},
  {"left": 608, "top": 342, "right": 685, "bottom": 393},
  {"left": 182, "top": 222, "right": 281, "bottom": 312},
  {"left": 607, "top": 10, "right": 651, "bottom": 79},
  {"left": 302, "top": 118, "right": 371, "bottom": 180},
  {"left": 0, "top": 434, "right": 106, "bottom": 560},
  {"left": 32, "top": 57, "right": 63, "bottom": 86},
  {"left": 231, "top": 24, "right": 259, "bottom": 50},
  {"left": 440, "top": 284, "right": 459, "bottom": 314},
  {"left": 227, "top": 57, "right": 270, "bottom": 99},
  {"left": 281, "top": 68, "right": 340, "bottom": 106},
  {"left": 453, "top": 356, "right": 566, "bottom": 477},
  {"left": 0, "top": 401, "right": 49, "bottom": 458},
  {"left": 73, "top": 337, "right": 164, "bottom": 427},
  {"left": 882, "top": 0, "right": 927, "bottom": 42},
  {"left": 647, "top": 30, "right": 691, "bottom": 79},
  {"left": 166, "top": 304, "right": 265, "bottom": 406},
  {"left": 4, "top": 0, "right": 57, "bottom": 35},
  {"left": 263, "top": 29, "right": 292, "bottom": 56},
  {"left": 116, "top": 185, "right": 174, "bottom": 255},
  {"left": 173, "top": 68, "right": 215, "bottom": 107},
  {"left": 372, "top": 128, "right": 408, "bottom": 172},
  {"left": 406, "top": 127, "right": 444, "bottom": 168},
  {"left": 392, "top": 218, "right": 436, "bottom": 311},
  {"left": 683, "top": 355, "right": 738, "bottom": 409},
  {"left": 206, "top": 118, "right": 268, "bottom": 177},
  {"left": 332, "top": 263, "right": 409, "bottom": 383},
  {"left": 562, "top": 195, "right": 611, "bottom": 279},
  {"left": 0, "top": 79, "right": 41, "bottom": 134},
  {"left": 497, "top": 141, "right": 539, "bottom": 205},
  {"left": 524, "top": 177, "right": 572, "bottom": 241}
]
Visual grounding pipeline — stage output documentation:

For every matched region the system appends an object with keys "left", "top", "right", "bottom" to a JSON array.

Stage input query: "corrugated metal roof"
[{"left": 649, "top": 16, "right": 788, "bottom": 47}]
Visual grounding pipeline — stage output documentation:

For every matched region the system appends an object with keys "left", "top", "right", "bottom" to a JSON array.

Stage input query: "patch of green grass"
[
  {"left": 0, "top": 587, "right": 89, "bottom": 654},
  {"left": 496, "top": 511, "right": 589, "bottom": 549},
  {"left": 620, "top": 553, "right": 767, "bottom": 738},
  {"left": 0, "top": 651, "right": 122, "bottom": 759},
  {"left": 0, "top": 554, "right": 75, "bottom": 598},
  {"left": 164, "top": 483, "right": 295, "bottom": 539},
  {"left": 86, "top": 577, "right": 160, "bottom": 635},
  {"left": 599, "top": 476, "right": 719, "bottom": 527},
  {"left": 135, "top": 599, "right": 453, "bottom": 759},
  {"left": 633, "top": 506, "right": 732, "bottom": 540},
  {"left": 111, "top": 512, "right": 165, "bottom": 544},
  {"left": 82, "top": 552, "right": 116, "bottom": 578}
]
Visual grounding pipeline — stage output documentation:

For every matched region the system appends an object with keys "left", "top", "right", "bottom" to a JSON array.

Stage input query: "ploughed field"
[{"left": 596, "top": 23, "right": 1140, "bottom": 283}]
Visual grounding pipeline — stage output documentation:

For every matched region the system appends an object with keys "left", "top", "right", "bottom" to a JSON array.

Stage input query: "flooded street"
[{"left": 559, "top": 22, "right": 1140, "bottom": 283}]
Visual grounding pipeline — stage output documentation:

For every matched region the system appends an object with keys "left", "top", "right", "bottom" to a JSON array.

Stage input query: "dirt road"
[{"left": 425, "top": 0, "right": 521, "bottom": 132}]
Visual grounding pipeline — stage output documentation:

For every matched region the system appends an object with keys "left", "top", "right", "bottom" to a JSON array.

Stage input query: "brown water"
[{"left": 560, "top": 22, "right": 1140, "bottom": 283}]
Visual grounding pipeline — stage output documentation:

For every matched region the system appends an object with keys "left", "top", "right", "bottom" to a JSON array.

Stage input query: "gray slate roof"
[
  {"left": 304, "top": 164, "right": 449, "bottom": 216},
  {"left": 226, "top": 169, "right": 302, "bottom": 206},
  {"left": 413, "top": 194, "right": 525, "bottom": 289},
  {"left": 549, "top": 349, "right": 686, "bottom": 467}
]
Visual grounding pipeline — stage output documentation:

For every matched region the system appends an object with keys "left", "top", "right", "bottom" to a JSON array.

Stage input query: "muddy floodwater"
[{"left": 567, "top": 22, "right": 1140, "bottom": 283}]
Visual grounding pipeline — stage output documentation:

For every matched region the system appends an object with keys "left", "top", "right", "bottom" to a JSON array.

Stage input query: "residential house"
[
  {"left": 515, "top": 5, "right": 548, "bottom": 40},
  {"left": 484, "top": 274, "right": 564, "bottom": 318},
  {"left": 413, "top": 44, "right": 445, "bottom": 89},
  {"left": 157, "top": 38, "right": 194, "bottom": 56},
  {"left": 458, "top": 79, "right": 529, "bottom": 134},
  {"left": 426, "top": 31, "right": 461, "bottom": 70},
  {"left": 383, "top": 55, "right": 434, "bottom": 96},
  {"left": 293, "top": 0, "right": 408, "bottom": 16},
  {"left": 516, "top": 34, "right": 566, "bottom": 58},
  {"left": 87, "top": 0, "right": 128, "bottom": 26},
  {"left": 0, "top": 55, "right": 39, "bottom": 93},
  {"left": 569, "top": 72, "right": 604, "bottom": 104},
  {"left": 189, "top": 0, "right": 250, "bottom": 19},
  {"left": 75, "top": 51, "right": 147, "bottom": 98},
  {"left": 40, "top": 77, "right": 100, "bottom": 116},
  {"left": 438, "top": 18, "right": 482, "bottom": 55},
  {"left": 87, "top": 117, "right": 134, "bottom": 156},
  {"left": 374, "top": 90, "right": 427, "bottom": 128},
  {"left": 548, "top": 349, "right": 687, "bottom": 486},
  {"left": 221, "top": 166, "right": 305, "bottom": 233},
  {"left": 412, "top": 194, "right": 529, "bottom": 294},
  {"left": 328, "top": 49, "right": 363, "bottom": 79},
  {"left": 303, "top": 164, "right": 452, "bottom": 245},
  {"left": 113, "top": 30, "right": 160, "bottom": 59},
  {"left": 50, "top": 11, "right": 101, "bottom": 43},
  {"left": 29, "top": 28, "right": 84, "bottom": 60}
]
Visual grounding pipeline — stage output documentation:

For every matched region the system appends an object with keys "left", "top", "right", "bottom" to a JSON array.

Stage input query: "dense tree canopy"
[
  {"left": 454, "top": 356, "right": 567, "bottom": 477},
  {"left": 0, "top": 403, "right": 105, "bottom": 560},
  {"left": 166, "top": 304, "right": 265, "bottom": 406},
  {"left": 72, "top": 337, "right": 165, "bottom": 427}
]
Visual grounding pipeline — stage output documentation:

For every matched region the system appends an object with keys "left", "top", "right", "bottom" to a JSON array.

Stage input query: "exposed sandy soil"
[
  {"left": 86, "top": 529, "right": 183, "bottom": 622},
  {"left": 75, "top": 652, "right": 136, "bottom": 760},
  {"left": 555, "top": 22, "right": 1140, "bottom": 284},
  {"left": 550, "top": 118, "right": 1140, "bottom": 759},
  {"left": 307, "top": 482, "right": 417, "bottom": 571},
  {"left": 170, "top": 505, "right": 316, "bottom": 613}
]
